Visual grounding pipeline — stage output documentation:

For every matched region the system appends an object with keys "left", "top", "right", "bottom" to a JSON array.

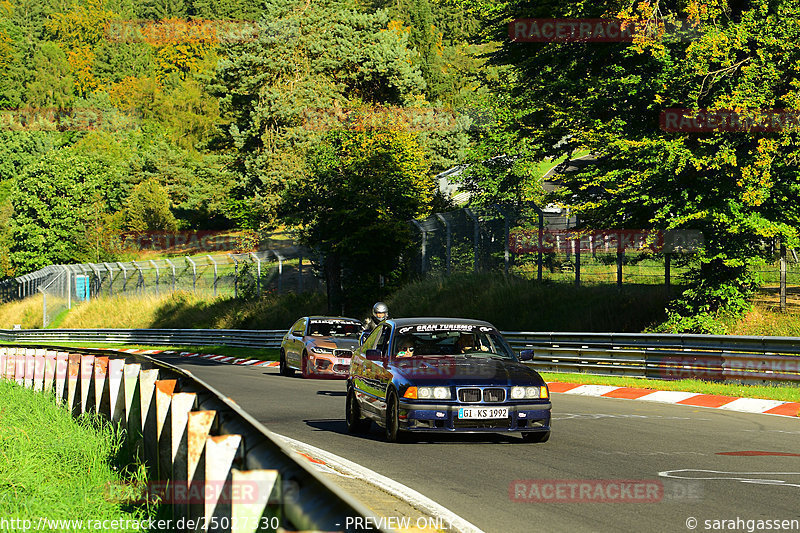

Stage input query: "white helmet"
[{"left": 372, "top": 301, "right": 389, "bottom": 323}]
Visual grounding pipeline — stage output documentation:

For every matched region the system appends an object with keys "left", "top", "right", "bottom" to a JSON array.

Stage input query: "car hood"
[
  {"left": 310, "top": 337, "right": 359, "bottom": 351},
  {"left": 390, "top": 355, "right": 545, "bottom": 386}
]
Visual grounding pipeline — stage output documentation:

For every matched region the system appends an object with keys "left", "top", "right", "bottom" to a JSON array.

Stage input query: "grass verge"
[
  {"left": 0, "top": 380, "right": 154, "bottom": 528},
  {"left": 57, "top": 291, "right": 326, "bottom": 330},
  {"left": 540, "top": 372, "right": 800, "bottom": 404}
]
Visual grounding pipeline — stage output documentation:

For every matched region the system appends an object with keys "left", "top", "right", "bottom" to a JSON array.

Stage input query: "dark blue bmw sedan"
[{"left": 346, "top": 318, "right": 551, "bottom": 443}]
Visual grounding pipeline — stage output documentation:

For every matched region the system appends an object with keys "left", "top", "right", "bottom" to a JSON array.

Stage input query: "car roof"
[
  {"left": 387, "top": 317, "right": 496, "bottom": 327},
  {"left": 307, "top": 315, "right": 362, "bottom": 322}
]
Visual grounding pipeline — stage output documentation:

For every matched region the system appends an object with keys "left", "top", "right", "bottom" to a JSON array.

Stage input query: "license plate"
[{"left": 458, "top": 407, "right": 509, "bottom": 419}]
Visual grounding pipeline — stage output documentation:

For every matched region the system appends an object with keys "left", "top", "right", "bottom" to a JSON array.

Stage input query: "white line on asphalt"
[{"left": 272, "top": 433, "right": 484, "bottom": 533}]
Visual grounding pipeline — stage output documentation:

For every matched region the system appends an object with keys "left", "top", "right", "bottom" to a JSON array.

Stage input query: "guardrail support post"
[
  {"left": 203, "top": 434, "right": 243, "bottom": 530},
  {"left": 55, "top": 352, "right": 68, "bottom": 403},
  {"left": 33, "top": 349, "right": 46, "bottom": 391},
  {"left": 107, "top": 358, "right": 125, "bottom": 422},
  {"left": 231, "top": 469, "right": 281, "bottom": 533},
  {"left": 180, "top": 410, "right": 216, "bottom": 525},
  {"left": 93, "top": 356, "right": 109, "bottom": 416},
  {"left": 80, "top": 354, "right": 95, "bottom": 414}
]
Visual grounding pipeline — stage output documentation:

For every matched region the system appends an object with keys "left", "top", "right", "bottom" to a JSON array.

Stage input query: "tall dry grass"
[{"left": 0, "top": 295, "right": 44, "bottom": 329}]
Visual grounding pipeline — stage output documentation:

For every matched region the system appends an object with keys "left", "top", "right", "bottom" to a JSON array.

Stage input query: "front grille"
[
  {"left": 458, "top": 388, "right": 481, "bottom": 403},
  {"left": 483, "top": 388, "right": 506, "bottom": 403},
  {"left": 334, "top": 349, "right": 353, "bottom": 357},
  {"left": 457, "top": 387, "right": 507, "bottom": 403}
]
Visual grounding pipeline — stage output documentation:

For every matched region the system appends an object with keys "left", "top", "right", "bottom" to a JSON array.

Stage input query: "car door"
[
  {"left": 355, "top": 325, "right": 392, "bottom": 418},
  {"left": 287, "top": 318, "right": 307, "bottom": 367}
]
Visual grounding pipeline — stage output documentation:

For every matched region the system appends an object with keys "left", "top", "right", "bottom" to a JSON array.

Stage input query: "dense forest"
[{"left": 2, "top": 0, "right": 800, "bottom": 330}]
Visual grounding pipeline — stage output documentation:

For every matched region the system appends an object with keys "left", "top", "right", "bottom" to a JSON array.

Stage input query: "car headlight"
[
  {"left": 511, "top": 386, "right": 546, "bottom": 399},
  {"left": 310, "top": 346, "right": 334, "bottom": 354},
  {"left": 416, "top": 386, "right": 451, "bottom": 400}
]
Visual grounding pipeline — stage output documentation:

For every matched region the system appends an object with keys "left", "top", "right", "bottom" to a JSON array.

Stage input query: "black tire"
[
  {"left": 279, "top": 350, "right": 294, "bottom": 377},
  {"left": 521, "top": 431, "right": 550, "bottom": 443},
  {"left": 301, "top": 351, "right": 311, "bottom": 379},
  {"left": 346, "top": 387, "right": 371, "bottom": 433},
  {"left": 385, "top": 391, "right": 410, "bottom": 443}
]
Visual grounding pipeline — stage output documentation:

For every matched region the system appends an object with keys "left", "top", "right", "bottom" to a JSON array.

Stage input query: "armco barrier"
[
  {"left": 0, "top": 329, "right": 285, "bottom": 349},
  {"left": 0, "top": 345, "right": 385, "bottom": 533},
  {"left": 503, "top": 332, "right": 800, "bottom": 385},
  {"left": 1, "top": 329, "right": 799, "bottom": 385}
]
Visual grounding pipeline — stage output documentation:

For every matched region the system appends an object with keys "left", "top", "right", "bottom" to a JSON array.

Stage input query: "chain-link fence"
[
  {"left": 2, "top": 250, "right": 324, "bottom": 327},
  {"left": 407, "top": 204, "right": 703, "bottom": 289},
  {"left": 751, "top": 245, "right": 800, "bottom": 311}
]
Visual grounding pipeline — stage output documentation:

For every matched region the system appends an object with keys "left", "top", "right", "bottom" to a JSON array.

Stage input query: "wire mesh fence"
[
  {"left": 2, "top": 250, "right": 323, "bottom": 327},
  {"left": 407, "top": 204, "right": 702, "bottom": 289}
]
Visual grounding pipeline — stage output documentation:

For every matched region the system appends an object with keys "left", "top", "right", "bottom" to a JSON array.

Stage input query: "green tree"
[
  {"left": 9, "top": 149, "right": 125, "bottom": 273},
  {"left": 282, "top": 129, "right": 434, "bottom": 312},
  {"left": 123, "top": 178, "right": 179, "bottom": 232},
  {"left": 462, "top": 0, "right": 800, "bottom": 331}
]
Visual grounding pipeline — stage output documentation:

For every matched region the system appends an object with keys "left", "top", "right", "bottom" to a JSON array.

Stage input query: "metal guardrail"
[
  {"left": 0, "top": 329, "right": 285, "bottom": 349},
  {"left": 0, "top": 344, "right": 385, "bottom": 532},
  {"left": 2, "top": 329, "right": 798, "bottom": 385},
  {"left": 503, "top": 332, "right": 800, "bottom": 385}
]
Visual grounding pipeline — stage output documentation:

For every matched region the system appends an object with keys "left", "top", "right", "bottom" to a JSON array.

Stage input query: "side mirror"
[
  {"left": 359, "top": 331, "right": 369, "bottom": 345},
  {"left": 518, "top": 350, "right": 534, "bottom": 362},
  {"left": 365, "top": 349, "right": 383, "bottom": 361}
]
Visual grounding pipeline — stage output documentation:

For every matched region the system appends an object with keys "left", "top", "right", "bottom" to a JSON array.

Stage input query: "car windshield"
[
  {"left": 307, "top": 320, "right": 362, "bottom": 338},
  {"left": 393, "top": 325, "right": 515, "bottom": 359}
]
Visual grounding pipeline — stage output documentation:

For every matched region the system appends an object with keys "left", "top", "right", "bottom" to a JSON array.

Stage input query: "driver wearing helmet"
[{"left": 362, "top": 301, "right": 389, "bottom": 336}]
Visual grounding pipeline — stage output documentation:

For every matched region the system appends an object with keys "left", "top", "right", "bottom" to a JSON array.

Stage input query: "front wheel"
[
  {"left": 385, "top": 391, "right": 410, "bottom": 443},
  {"left": 279, "top": 350, "right": 294, "bottom": 377},
  {"left": 521, "top": 431, "right": 550, "bottom": 443},
  {"left": 346, "top": 388, "right": 371, "bottom": 433}
]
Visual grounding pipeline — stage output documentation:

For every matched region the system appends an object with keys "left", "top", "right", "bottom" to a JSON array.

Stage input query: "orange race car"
[{"left": 279, "top": 316, "right": 363, "bottom": 378}]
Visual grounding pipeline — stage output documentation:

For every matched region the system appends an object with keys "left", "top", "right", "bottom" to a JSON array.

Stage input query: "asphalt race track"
[{"left": 161, "top": 354, "right": 800, "bottom": 533}]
